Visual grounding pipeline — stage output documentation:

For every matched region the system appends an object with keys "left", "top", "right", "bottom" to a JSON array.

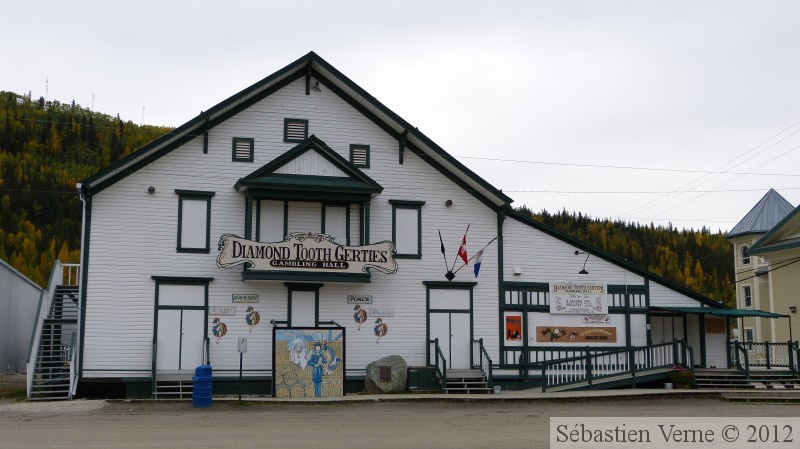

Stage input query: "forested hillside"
[
  {"left": 0, "top": 91, "right": 172, "bottom": 285},
  {"left": 1, "top": 90, "right": 735, "bottom": 306},
  {"left": 517, "top": 206, "right": 735, "bottom": 306}
]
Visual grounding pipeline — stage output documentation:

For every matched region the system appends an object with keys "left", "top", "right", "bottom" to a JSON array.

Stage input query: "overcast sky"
[{"left": 4, "top": 1, "right": 800, "bottom": 232}]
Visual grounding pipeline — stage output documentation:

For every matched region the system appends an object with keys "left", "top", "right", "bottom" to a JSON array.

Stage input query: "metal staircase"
[{"left": 27, "top": 262, "right": 81, "bottom": 400}]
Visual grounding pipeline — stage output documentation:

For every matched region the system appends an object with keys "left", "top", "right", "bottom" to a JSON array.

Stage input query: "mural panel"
[{"left": 273, "top": 327, "right": 345, "bottom": 398}]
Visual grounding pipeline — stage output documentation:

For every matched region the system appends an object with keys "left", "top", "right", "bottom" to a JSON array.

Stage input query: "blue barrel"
[{"left": 192, "top": 364, "right": 212, "bottom": 407}]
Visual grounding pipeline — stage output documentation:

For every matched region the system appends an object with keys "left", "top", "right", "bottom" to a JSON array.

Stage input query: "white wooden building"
[
  {"left": 63, "top": 52, "right": 736, "bottom": 397},
  {"left": 0, "top": 258, "right": 42, "bottom": 373}
]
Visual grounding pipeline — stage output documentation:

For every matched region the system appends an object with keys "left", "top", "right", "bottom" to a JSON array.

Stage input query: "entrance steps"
[
  {"left": 694, "top": 369, "right": 800, "bottom": 390},
  {"left": 153, "top": 380, "right": 193, "bottom": 400},
  {"left": 445, "top": 369, "right": 492, "bottom": 394},
  {"left": 721, "top": 391, "right": 800, "bottom": 404}
]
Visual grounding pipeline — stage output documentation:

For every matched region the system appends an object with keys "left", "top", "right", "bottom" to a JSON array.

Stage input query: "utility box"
[{"left": 407, "top": 366, "right": 440, "bottom": 392}]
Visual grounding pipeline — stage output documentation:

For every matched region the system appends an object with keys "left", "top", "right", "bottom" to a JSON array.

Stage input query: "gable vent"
[
  {"left": 232, "top": 137, "right": 254, "bottom": 162},
  {"left": 350, "top": 144, "right": 370, "bottom": 168},
  {"left": 284, "top": 118, "right": 308, "bottom": 143}
]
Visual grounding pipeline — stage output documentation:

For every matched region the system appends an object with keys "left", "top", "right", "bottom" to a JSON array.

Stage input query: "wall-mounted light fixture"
[
  {"left": 310, "top": 80, "right": 321, "bottom": 93},
  {"left": 445, "top": 199, "right": 453, "bottom": 207},
  {"left": 148, "top": 186, "right": 156, "bottom": 194},
  {"left": 575, "top": 250, "right": 589, "bottom": 274},
  {"left": 790, "top": 306, "right": 797, "bottom": 314}
]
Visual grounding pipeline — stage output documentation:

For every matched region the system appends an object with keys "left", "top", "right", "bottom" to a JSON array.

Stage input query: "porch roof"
[{"left": 654, "top": 306, "right": 788, "bottom": 319}]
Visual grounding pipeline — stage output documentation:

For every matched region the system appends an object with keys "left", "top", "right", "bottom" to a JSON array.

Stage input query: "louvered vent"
[
  {"left": 284, "top": 119, "right": 308, "bottom": 142},
  {"left": 350, "top": 145, "right": 369, "bottom": 168},
  {"left": 232, "top": 138, "right": 253, "bottom": 162}
]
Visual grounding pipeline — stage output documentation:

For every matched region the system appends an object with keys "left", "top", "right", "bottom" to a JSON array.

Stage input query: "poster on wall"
[
  {"left": 273, "top": 327, "right": 345, "bottom": 398},
  {"left": 549, "top": 282, "right": 608, "bottom": 315},
  {"left": 536, "top": 326, "right": 617, "bottom": 343},
  {"left": 582, "top": 315, "right": 610, "bottom": 324},
  {"left": 505, "top": 315, "right": 523, "bottom": 342}
]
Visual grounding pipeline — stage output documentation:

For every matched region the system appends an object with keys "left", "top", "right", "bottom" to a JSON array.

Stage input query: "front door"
[
  {"left": 156, "top": 309, "right": 205, "bottom": 373},
  {"left": 430, "top": 312, "right": 471, "bottom": 369}
]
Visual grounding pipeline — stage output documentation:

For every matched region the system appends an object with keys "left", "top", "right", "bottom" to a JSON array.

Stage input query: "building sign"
[
  {"left": 368, "top": 308, "right": 394, "bottom": 317},
  {"left": 217, "top": 233, "right": 398, "bottom": 274},
  {"left": 347, "top": 295, "right": 373, "bottom": 304},
  {"left": 232, "top": 294, "right": 259, "bottom": 303},
  {"left": 583, "top": 315, "right": 610, "bottom": 324},
  {"left": 549, "top": 282, "right": 608, "bottom": 315},
  {"left": 536, "top": 326, "right": 617, "bottom": 343},
  {"left": 209, "top": 306, "right": 236, "bottom": 316}
]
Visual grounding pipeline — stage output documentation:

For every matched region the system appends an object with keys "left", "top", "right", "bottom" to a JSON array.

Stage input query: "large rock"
[{"left": 364, "top": 355, "right": 408, "bottom": 394}]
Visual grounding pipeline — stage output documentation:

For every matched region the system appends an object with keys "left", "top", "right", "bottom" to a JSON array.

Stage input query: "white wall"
[{"left": 0, "top": 259, "right": 42, "bottom": 373}]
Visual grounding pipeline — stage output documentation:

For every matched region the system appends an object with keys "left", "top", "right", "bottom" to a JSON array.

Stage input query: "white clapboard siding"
[
  {"left": 273, "top": 149, "right": 347, "bottom": 177},
  {"left": 503, "top": 216, "right": 645, "bottom": 285},
  {"left": 287, "top": 201, "right": 321, "bottom": 235},
  {"left": 648, "top": 281, "right": 703, "bottom": 308},
  {"left": 83, "top": 76, "right": 501, "bottom": 377}
]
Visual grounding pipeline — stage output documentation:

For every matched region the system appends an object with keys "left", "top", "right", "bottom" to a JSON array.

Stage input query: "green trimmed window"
[
  {"left": 232, "top": 137, "right": 254, "bottom": 162},
  {"left": 390, "top": 200, "right": 424, "bottom": 259},
  {"left": 350, "top": 144, "right": 370, "bottom": 168},
  {"left": 176, "top": 190, "right": 215, "bottom": 253},
  {"left": 283, "top": 118, "right": 308, "bottom": 143}
]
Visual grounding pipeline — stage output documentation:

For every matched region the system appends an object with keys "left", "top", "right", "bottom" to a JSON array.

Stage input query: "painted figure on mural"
[
  {"left": 212, "top": 317, "right": 227, "bottom": 344},
  {"left": 245, "top": 306, "right": 260, "bottom": 333},
  {"left": 306, "top": 342, "right": 327, "bottom": 397},
  {"left": 353, "top": 305, "right": 368, "bottom": 330},
  {"left": 289, "top": 338, "right": 309, "bottom": 370},
  {"left": 374, "top": 318, "right": 388, "bottom": 343}
]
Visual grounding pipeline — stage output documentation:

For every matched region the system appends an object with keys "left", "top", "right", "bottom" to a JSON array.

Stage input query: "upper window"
[
  {"left": 284, "top": 118, "right": 308, "bottom": 143},
  {"left": 742, "top": 285, "right": 752, "bottom": 308},
  {"left": 741, "top": 246, "right": 750, "bottom": 265},
  {"left": 232, "top": 137, "right": 254, "bottom": 162},
  {"left": 350, "top": 144, "right": 370, "bottom": 168},
  {"left": 176, "top": 190, "right": 215, "bottom": 253},
  {"left": 390, "top": 200, "right": 424, "bottom": 259}
]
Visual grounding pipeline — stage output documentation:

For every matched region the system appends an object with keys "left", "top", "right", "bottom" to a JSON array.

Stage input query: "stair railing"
[
  {"left": 26, "top": 260, "right": 63, "bottom": 399},
  {"left": 733, "top": 341, "right": 751, "bottom": 380},
  {"left": 429, "top": 339, "right": 447, "bottom": 391},
  {"left": 67, "top": 331, "right": 77, "bottom": 396},
  {"left": 472, "top": 338, "right": 493, "bottom": 388}
]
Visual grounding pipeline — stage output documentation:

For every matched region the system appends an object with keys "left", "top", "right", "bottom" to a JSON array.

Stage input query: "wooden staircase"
[
  {"left": 28, "top": 285, "right": 79, "bottom": 400},
  {"left": 445, "top": 369, "right": 492, "bottom": 394},
  {"left": 694, "top": 369, "right": 800, "bottom": 390}
]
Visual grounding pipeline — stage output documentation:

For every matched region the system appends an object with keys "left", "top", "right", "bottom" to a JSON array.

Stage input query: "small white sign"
[
  {"left": 369, "top": 308, "right": 394, "bottom": 317},
  {"left": 210, "top": 306, "right": 236, "bottom": 316},
  {"left": 583, "top": 315, "right": 610, "bottom": 324},
  {"left": 550, "top": 282, "right": 608, "bottom": 315},
  {"left": 232, "top": 294, "right": 259, "bottom": 303},
  {"left": 238, "top": 337, "right": 247, "bottom": 353},
  {"left": 347, "top": 295, "right": 373, "bottom": 304}
]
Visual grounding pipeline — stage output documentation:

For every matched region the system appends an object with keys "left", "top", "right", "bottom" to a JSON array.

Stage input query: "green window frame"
[
  {"left": 232, "top": 137, "right": 254, "bottom": 162},
  {"left": 176, "top": 190, "right": 215, "bottom": 253},
  {"left": 390, "top": 200, "right": 424, "bottom": 259},
  {"left": 283, "top": 118, "right": 308, "bottom": 143},
  {"left": 349, "top": 144, "right": 370, "bottom": 168}
]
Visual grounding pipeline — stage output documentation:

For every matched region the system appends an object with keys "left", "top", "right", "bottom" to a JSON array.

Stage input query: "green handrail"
[
  {"left": 473, "top": 338, "right": 493, "bottom": 388},
  {"left": 734, "top": 341, "right": 750, "bottom": 380},
  {"left": 429, "top": 339, "right": 447, "bottom": 391}
]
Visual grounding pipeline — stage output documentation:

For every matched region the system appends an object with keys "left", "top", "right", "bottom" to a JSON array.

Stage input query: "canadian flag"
[{"left": 457, "top": 232, "right": 468, "bottom": 265}]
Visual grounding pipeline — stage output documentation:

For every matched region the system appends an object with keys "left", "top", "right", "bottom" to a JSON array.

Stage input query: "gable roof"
[
  {"left": 78, "top": 52, "right": 513, "bottom": 209},
  {"left": 506, "top": 208, "right": 729, "bottom": 309},
  {"left": 749, "top": 203, "right": 800, "bottom": 255},
  {"left": 234, "top": 135, "right": 382, "bottom": 200},
  {"left": 727, "top": 189, "right": 794, "bottom": 238}
]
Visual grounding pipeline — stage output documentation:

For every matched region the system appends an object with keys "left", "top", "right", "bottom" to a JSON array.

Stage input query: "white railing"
[
  {"left": 542, "top": 340, "right": 691, "bottom": 391},
  {"left": 62, "top": 263, "right": 80, "bottom": 286}
]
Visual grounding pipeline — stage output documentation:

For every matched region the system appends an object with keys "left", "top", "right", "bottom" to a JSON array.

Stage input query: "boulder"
[{"left": 364, "top": 355, "right": 408, "bottom": 394}]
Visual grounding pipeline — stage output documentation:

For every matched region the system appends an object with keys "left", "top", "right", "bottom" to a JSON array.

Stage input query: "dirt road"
[{"left": 2, "top": 397, "right": 799, "bottom": 448}]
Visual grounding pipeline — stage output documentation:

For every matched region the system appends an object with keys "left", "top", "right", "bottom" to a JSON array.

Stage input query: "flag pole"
[{"left": 450, "top": 223, "right": 470, "bottom": 273}]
